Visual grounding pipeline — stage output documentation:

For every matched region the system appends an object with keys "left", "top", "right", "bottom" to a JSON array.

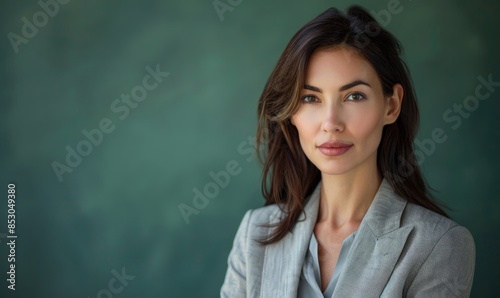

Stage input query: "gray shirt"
[{"left": 298, "top": 231, "right": 357, "bottom": 298}]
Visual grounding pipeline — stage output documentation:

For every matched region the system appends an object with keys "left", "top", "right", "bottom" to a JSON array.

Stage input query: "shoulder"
[
  {"left": 233, "top": 204, "right": 283, "bottom": 241},
  {"left": 222, "top": 204, "right": 284, "bottom": 297},
  {"left": 401, "top": 202, "right": 475, "bottom": 283},
  {"left": 244, "top": 203, "right": 284, "bottom": 225},
  {"left": 402, "top": 202, "right": 475, "bottom": 246},
  {"left": 401, "top": 203, "right": 476, "bottom": 296}
]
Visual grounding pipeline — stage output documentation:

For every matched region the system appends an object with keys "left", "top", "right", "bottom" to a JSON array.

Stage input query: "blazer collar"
[
  {"left": 360, "top": 177, "right": 408, "bottom": 237},
  {"left": 260, "top": 178, "right": 411, "bottom": 298}
]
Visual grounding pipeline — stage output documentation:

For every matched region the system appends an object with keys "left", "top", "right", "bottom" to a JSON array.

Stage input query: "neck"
[{"left": 318, "top": 167, "right": 382, "bottom": 229}]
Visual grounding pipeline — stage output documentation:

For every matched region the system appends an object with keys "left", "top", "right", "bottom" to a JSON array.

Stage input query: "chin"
[
  {"left": 314, "top": 162, "right": 355, "bottom": 176},
  {"left": 318, "top": 169, "right": 353, "bottom": 176}
]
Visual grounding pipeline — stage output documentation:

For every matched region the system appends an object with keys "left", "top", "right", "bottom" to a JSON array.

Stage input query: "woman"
[{"left": 221, "top": 6, "right": 475, "bottom": 298}]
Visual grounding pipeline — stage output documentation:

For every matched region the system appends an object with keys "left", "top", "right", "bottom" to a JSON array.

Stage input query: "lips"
[{"left": 317, "top": 141, "right": 353, "bottom": 156}]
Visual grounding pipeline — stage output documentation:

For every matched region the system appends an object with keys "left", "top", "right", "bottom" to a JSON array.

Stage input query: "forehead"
[{"left": 305, "top": 48, "right": 380, "bottom": 87}]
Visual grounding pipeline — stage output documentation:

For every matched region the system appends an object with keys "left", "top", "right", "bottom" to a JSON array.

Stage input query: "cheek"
[
  {"left": 351, "top": 108, "right": 385, "bottom": 145},
  {"left": 292, "top": 111, "right": 321, "bottom": 142}
]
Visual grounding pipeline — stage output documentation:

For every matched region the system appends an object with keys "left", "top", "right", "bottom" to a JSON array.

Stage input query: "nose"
[{"left": 321, "top": 103, "right": 344, "bottom": 133}]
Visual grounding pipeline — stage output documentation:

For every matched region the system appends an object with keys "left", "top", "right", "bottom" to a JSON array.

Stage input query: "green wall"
[{"left": 1, "top": 0, "right": 498, "bottom": 297}]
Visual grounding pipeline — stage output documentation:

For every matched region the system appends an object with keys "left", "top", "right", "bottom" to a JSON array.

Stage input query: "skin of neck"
[{"left": 317, "top": 155, "right": 383, "bottom": 230}]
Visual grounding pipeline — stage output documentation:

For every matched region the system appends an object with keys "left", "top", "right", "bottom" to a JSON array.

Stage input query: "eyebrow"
[{"left": 303, "top": 80, "right": 372, "bottom": 93}]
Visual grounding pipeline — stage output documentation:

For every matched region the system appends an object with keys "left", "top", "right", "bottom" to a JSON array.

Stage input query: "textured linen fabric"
[{"left": 220, "top": 178, "right": 476, "bottom": 298}]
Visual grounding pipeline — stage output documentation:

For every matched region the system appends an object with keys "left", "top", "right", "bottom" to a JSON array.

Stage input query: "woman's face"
[{"left": 291, "top": 48, "right": 402, "bottom": 177}]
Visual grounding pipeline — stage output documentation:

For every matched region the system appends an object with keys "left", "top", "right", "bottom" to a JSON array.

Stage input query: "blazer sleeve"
[
  {"left": 406, "top": 225, "right": 476, "bottom": 297},
  {"left": 220, "top": 209, "right": 253, "bottom": 298}
]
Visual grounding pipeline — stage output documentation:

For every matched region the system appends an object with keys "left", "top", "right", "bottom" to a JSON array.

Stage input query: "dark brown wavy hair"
[{"left": 256, "top": 5, "right": 448, "bottom": 245}]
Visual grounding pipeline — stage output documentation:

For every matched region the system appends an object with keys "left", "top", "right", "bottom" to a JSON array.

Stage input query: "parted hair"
[{"left": 255, "top": 5, "right": 448, "bottom": 245}]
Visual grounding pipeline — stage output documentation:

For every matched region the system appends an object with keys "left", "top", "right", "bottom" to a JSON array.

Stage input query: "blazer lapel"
[
  {"left": 260, "top": 182, "right": 322, "bottom": 298},
  {"left": 259, "top": 178, "right": 412, "bottom": 298},
  {"left": 331, "top": 178, "right": 413, "bottom": 297}
]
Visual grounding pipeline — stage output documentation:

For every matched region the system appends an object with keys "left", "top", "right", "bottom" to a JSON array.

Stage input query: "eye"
[
  {"left": 301, "top": 95, "right": 319, "bottom": 103},
  {"left": 346, "top": 92, "right": 366, "bottom": 101}
]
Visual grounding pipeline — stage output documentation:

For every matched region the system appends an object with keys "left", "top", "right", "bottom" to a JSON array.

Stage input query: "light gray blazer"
[{"left": 220, "top": 178, "right": 475, "bottom": 297}]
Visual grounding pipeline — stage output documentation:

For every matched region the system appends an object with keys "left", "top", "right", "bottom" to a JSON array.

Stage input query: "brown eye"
[
  {"left": 302, "top": 95, "right": 319, "bottom": 103},
  {"left": 346, "top": 92, "right": 366, "bottom": 101}
]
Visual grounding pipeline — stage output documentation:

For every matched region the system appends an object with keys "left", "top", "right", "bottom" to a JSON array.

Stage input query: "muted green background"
[{"left": 1, "top": 0, "right": 498, "bottom": 297}]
